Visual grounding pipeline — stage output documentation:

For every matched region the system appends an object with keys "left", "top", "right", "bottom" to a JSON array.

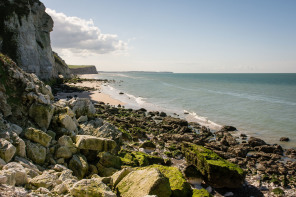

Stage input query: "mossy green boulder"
[
  {"left": 192, "top": 188, "right": 212, "bottom": 197},
  {"left": 144, "top": 165, "right": 192, "bottom": 197},
  {"left": 116, "top": 167, "right": 172, "bottom": 197},
  {"left": 119, "top": 150, "right": 165, "bottom": 167},
  {"left": 182, "top": 142, "right": 246, "bottom": 188},
  {"left": 24, "top": 127, "right": 52, "bottom": 147}
]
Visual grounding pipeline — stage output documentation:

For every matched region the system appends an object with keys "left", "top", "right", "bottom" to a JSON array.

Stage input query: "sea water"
[{"left": 95, "top": 72, "right": 296, "bottom": 148}]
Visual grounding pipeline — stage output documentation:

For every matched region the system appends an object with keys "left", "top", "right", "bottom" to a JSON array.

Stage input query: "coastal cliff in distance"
[
  {"left": 0, "top": 0, "right": 71, "bottom": 80},
  {"left": 69, "top": 65, "right": 98, "bottom": 75}
]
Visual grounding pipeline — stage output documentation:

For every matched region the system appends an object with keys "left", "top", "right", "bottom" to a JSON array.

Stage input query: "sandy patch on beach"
[{"left": 56, "top": 76, "right": 124, "bottom": 106}]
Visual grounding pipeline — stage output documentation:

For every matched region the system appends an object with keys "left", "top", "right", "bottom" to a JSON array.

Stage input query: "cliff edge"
[
  {"left": 70, "top": 65, "right": 98, "bottom": 75},
  {"left": 0, "top": 0, "right": 71, "bottom": 80}
]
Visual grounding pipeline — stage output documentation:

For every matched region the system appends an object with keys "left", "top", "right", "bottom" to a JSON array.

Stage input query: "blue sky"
[{"left": 42, "top": 0, "right": 296, "bottom": 73}]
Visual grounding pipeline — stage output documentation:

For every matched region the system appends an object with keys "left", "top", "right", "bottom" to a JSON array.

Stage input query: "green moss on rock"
[
  {"left": 192, "top": 188, "right": 212, "bottom": 197},
  {"left": 272, "top": 188, "right": 284, "bottom": 196},
  {"left": 182, "top": 142, "right": 246, "bottom": 188},
  {"left": 119, "top": 150, "right": 165, "bottom": 167},
  {"left": 144, "top": 165, "right": 192, "bottom": 197}
]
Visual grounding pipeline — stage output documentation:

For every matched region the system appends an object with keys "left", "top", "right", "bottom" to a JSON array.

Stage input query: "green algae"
[
  {"left": 192, "top": 188, "right": 212, "bottom": 197},
  {"left": 143, "top": 165, "right": 192, "bottom": 197},
  {"left": 119, "top": 150, "right": 165, "bottom": 167},
  {"left": 272, "top": 188, "right": 284, "bottom": 196}
]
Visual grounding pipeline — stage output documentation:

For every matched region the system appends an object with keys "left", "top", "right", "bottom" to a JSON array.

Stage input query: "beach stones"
[
  {"left": 182, "top": 142, "right": 246, "bottom": 188},
  {"left": 75, "top": 135, "right": 116, "bottom": 152}
]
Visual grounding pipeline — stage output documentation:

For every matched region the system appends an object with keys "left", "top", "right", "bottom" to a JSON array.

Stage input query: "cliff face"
[
  {"left": 53, "top": 52, "right": 73, "bottom": 78},
  {"left": 0, "top": 0, "right": 71, "bottom": 80},
  {"left": 70, "top": 66, "right": 98, "bottom": 75}
]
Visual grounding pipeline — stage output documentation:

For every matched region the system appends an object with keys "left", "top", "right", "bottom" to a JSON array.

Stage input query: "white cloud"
[{"left": 46, "top": 8, "right": 127, "bottom": 55}]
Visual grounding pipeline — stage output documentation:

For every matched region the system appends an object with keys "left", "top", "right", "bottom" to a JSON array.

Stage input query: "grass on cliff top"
[{"left": 68, "top": 65, "right": 94, "bottom": 69}]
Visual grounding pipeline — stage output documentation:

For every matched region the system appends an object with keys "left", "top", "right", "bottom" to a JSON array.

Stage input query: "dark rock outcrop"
[{"left": 182, "top": 142, "right": 246, "bottom": 188}]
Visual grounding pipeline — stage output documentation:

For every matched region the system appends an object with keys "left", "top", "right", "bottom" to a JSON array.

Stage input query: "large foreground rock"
[
  {"left": 70, "top": 178, "right": 116, "bottom": 197},
  {"left": 116, "top": 168, "right": 172, "bottom": 197},
  {"left": 0, "top": 139, "right": 16, "bottom": 162},
  {"left": 75, "top": 135, "right": 116, "bottom": 152},
  {"left": 182, "top": 142, "right": 245, "bottom": 188}
]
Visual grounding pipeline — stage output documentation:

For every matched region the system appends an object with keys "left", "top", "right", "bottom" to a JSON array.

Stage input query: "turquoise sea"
[{"left": 95, "top": 73, "right": 296, "bottom": 148}]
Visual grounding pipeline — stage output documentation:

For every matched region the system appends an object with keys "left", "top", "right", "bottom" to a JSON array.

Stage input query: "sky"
[{"left": 42, "top": 0, "right": 296, "bottom": 73}]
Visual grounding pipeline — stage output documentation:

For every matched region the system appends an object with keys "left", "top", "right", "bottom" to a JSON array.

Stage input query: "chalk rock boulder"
[
  {"left": 30, "top": 170, "right": 59, "bottom": 189},
  {"left": 26, "top": 140, "right": 46, "bottom": 164},
  {"left": 0, "top": 138, "right": 16, "bottom": 162},
  {"left": 2, "top": 162, "right": 28, "bottom": 185},
  {"left": 75, "top": 135, "right": 116, "bottom": 152},
  {"left": 69, "top": 154, "right": 89, "bottom": 179},
  {"left": 58, "top": 114, "right": 77, "bottom": 132},
  {"left": 24, "top": 127, "right": 52, "bottom": 147},
  {"left": 29, "top": 103, "right": 55, "bottom": 129},
  {"left": 69, "top": 98, "right": 96, "bottom": 118}
]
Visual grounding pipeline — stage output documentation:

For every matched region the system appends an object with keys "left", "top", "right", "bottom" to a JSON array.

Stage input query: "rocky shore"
[{"left": 0, "top": 54, "right": 295, "bottom": 197}]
